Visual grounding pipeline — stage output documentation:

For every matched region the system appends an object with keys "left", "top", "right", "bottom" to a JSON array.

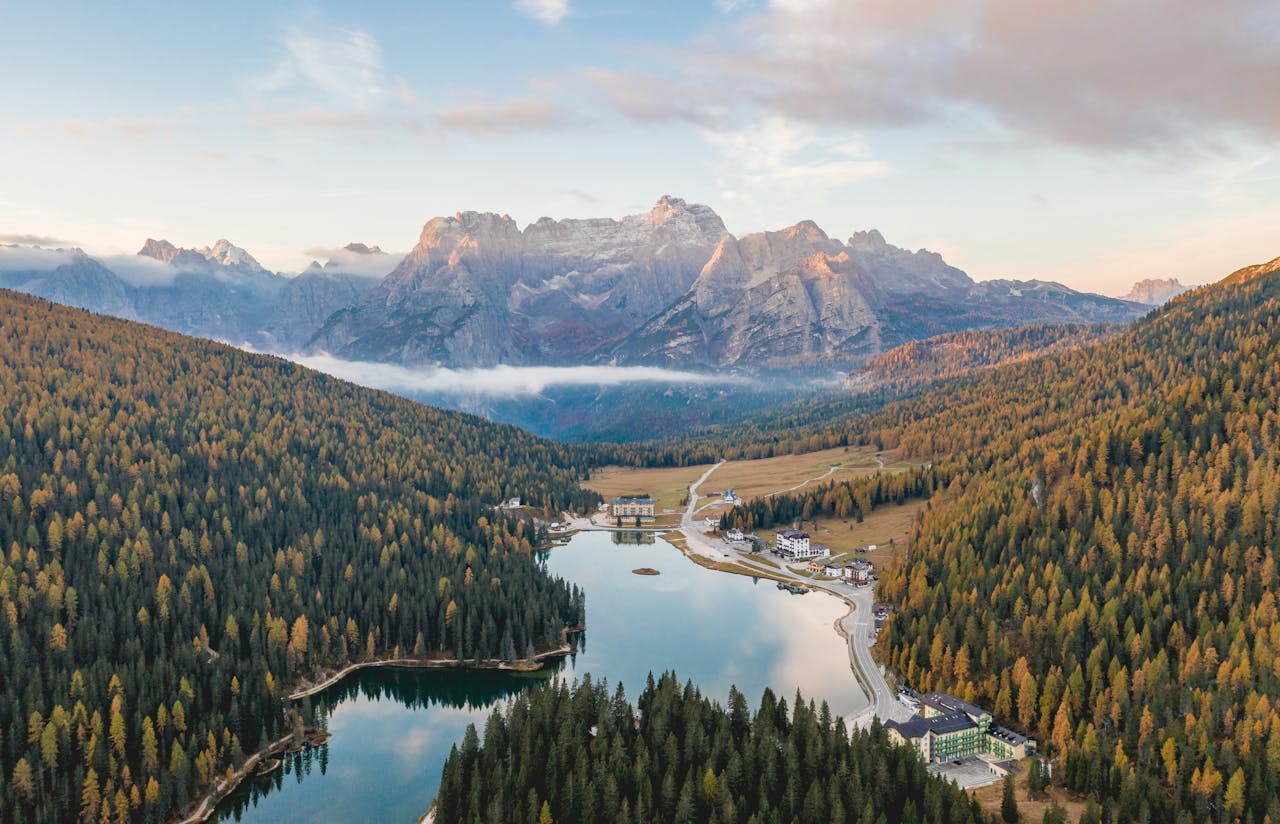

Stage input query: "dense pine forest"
[
  {"left": 872, "top": 262, "right": 1280, "bottom": 821},
  {"left": 703, "top": 258, "right": 1280, "bottom": 820},
  {"left": 434, "top": 672, "right": 987, "bottom": 824},
  {"left": 0, "top": 291, "right": 596, "bottom": 823}
]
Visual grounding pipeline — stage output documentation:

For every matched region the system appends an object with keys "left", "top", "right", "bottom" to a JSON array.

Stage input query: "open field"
[
  {"left": 754, "top": 498, "right": 928, "bottom": 570},
  {"left": 585, "top": 445, "right": 909, "bottom": 511},
  {"left": 710, "top": 446, "right": 903, "bottom": 501},
  {"left": 584, "top": 463, "right": 711, "bottom": 510},
  {"left": 971, "top": 760, "right": 1090, "bottom": 823}
]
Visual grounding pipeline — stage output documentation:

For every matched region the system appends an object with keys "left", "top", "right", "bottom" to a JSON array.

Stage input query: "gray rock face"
[
  {"left": 615, "top": 220, "right": 1146, "bottom": 369},
  {"left": 130, "top": 239, "right": 286, "bottom": 344},
  {"left": 0, "top": 239, "right": 366, "bottom": 349},
  {"left": 307, "top": 195, "right": 729, "bottom": 366},
  {"left": 262, "top": 271, "right": 380, "bottom": 351},
  {"left": 0, "top": 251, "right": 136, "bottom": 319},
  {"left": 1122, "top": 277, "right": 1188, "bottom": 305}
]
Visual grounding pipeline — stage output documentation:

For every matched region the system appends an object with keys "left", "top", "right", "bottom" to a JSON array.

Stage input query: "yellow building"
[{"left": 612, "top": 496, "right": 655, "bottom": 520}]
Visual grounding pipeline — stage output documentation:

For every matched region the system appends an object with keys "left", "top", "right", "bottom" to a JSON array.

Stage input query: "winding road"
[{"left": 678, "top": 461, "right": 911, "bottom": 728}]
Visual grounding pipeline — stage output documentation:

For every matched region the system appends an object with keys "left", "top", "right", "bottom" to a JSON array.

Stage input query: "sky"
[{"left": 2, "top": 0, "right": 1278, "bottom": 295}]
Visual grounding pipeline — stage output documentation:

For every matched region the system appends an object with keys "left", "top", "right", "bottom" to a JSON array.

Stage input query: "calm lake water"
[{"left": 215, "top": 530, "right": 858, "bottom": 823}]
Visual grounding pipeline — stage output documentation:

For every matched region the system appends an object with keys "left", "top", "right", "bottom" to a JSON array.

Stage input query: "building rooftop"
[
  {"left": 778, "top": 529, "right": 810, "bottom": 539},
  {"left": 887, "top": 711, "right": 977, "bottom": 740},
  {"left": 987, "top": 725, "right": 1028, "bottom": 745},
  {"left": 920, "top": 692, "right": 990, "bottom": 720},
  {"left": 613, "top": 495, "right": 654, "bottom": 504}
]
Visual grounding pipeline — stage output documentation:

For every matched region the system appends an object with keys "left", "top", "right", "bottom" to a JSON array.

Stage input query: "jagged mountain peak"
[
  {"left": 644, "top": 195, "right": 728, "bottom": 240},
  {"left": 848, "top": 229, "right": 887, "bottom": 249},
  {"left": 138, "top": 238, "right": 181, "bottom": 263},
  {"left": 784, "top": 220, "right": 830, "bottom": 242},
  {"left": 200, "top": 239, "right": 263, "bottom": 270},
  {"left": 417, "top": 211, "right": 520, "bottom": 247},
  {"left": 647, "top": 194, "right": 692, "bottom": 224},
  {"left": 138, "top": 237, "right": 265, "bottom": 271}
]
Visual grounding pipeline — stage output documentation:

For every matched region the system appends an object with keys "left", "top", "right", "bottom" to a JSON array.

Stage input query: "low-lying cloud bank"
[
  {"left": 0, "top": 245, "right": 80, "bottom": 271},
  {"left": 287, "top": 353, "right": 750, "bottom": 397}
]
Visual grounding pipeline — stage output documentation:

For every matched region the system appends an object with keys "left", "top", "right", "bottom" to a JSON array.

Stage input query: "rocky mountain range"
[
  {"left": 1, "top": 196, "right": 1148, "bottom": 370},
  {"left": 1122, "top": 277, "right": 1189, "bottom": 305},
  {"left": 0, "top": 240, "right": 383, "bottom": 350},
  {"left": 307, "top": 196, "right": 729, "bottom": 365},
  {"left": 309, "top": 197, "right": 1145, "bottom": 369}
]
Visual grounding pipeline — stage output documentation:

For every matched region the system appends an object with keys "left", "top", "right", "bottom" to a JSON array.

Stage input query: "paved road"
[{"left": 676, "top": 462, "right": 912, "bottom": 728}]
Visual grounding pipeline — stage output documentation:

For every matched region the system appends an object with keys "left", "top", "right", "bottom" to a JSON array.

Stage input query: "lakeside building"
[
  {"left": 776, "top": 530, "right": 830, "bottom": 559},
  {"left": 887, "top": 691, "right": 1036, "bottom": 764},
  {"left": 807, "top": 558, "right": 844, "bottom": 576},
  {"left": 724, "top": 528, "right": 746, "bottom": 543},
  {"left": 612, "top": 496, "right": 656, "bottom": 520},
  {"left": 844, "top": 558, "right": 873, "bottom": 586},
  {"left": 776, "top": 529, "right": 810, "bottom": 555}
]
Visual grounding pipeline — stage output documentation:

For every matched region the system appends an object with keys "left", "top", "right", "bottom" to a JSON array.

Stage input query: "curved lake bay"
[{"left": 215, "top": 530, "right": 860, "bottom": 823}]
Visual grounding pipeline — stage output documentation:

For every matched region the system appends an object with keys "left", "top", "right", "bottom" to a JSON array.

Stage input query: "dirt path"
[{"left": 177, "top": 731, "right": 294, "bottom": 824}]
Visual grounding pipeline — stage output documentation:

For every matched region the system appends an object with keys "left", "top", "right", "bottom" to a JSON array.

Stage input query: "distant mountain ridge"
[
  {"left": 1, "top": 197, "right": 1148, "bottom": 369},
  {"left": 1122, "top": 277, "right": 1189, "bottom": 305},
  {"left": 307, "top": 196, "right": 1146, "bottom": 369},
  {"left": 0, "top": 239, "right": 384, "bottom": 350},
  {"left": 307, "top": 196, "right": 728, "bottom": 366}
]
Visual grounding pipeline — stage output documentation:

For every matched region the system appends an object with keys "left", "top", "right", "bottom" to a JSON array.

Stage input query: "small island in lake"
[{"left": 632, "top": 567, "right": 660, "bottom": 576}]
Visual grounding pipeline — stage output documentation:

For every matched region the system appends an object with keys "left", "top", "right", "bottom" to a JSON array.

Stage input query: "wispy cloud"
[
  {"left": 253, "top": 25, "right": 392, "bottom": 106},
  {"left": 435, "top": 98, "right": 569, "bottom": 134},
  {"left": 585, "top": 0, "right": 1280, "bottom": 154},
  {"left": 0, "top": 233, "right": 75, "bottom": 247},
  {"left": 514, "top": 0, "right": 569, "bottom": 25},
  {"left": 564, "top": 188, "right": 598, "bottom": 204},
  {"left": 582, "top": 68, "right": 723, "bottom": 127},
  {"left": 286, "top": 355, "right": 748, "bottom": 397},
  {"left": 257, "top": 107, "right": 426, "bottom": 133},
  {"left": 299, "top": 245, "right": 399, "bottom": 278},
  {"left": 703, "top": 117, "right": 891, "bottom": 191},
  {"left": 97, "top": 254, "right": 188, "bottom": 287},
  {"left": 0, "top": 246, "right": 78, "bottom": 270}
]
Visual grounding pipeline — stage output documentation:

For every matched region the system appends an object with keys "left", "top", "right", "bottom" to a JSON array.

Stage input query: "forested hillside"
[
  {"left": 701, "top": 256, "right": 1280, "bottom": 820},
  {"left": 0, "top": 291, "right": 595, "bottom": 823},
  {"left": 848, "top": 323, "right": 1121, "bottom": 395},
  {"left": 873, "top": 258, "right": 1280, "bottom": 821},
  {"left": 434, "top": 673, "right": 987, "bottom": 824}
]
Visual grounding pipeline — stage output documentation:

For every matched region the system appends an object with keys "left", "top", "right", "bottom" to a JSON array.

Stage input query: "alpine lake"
[{"left": 213, "top": 529, "right": 862, "bottom": 823}]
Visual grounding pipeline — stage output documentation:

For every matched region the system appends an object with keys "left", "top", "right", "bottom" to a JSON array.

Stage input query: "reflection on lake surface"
[
  {"left": 611, "top": 529, "right": 656, "bottom": 544},
  {"left": 215, "top": 530, "right": 858, "bottom": 823}
]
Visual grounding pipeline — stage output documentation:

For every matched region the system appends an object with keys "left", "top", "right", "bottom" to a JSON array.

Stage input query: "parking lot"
[{"left": 927, "top": 756, "right": 1006, "bottom": 790}]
